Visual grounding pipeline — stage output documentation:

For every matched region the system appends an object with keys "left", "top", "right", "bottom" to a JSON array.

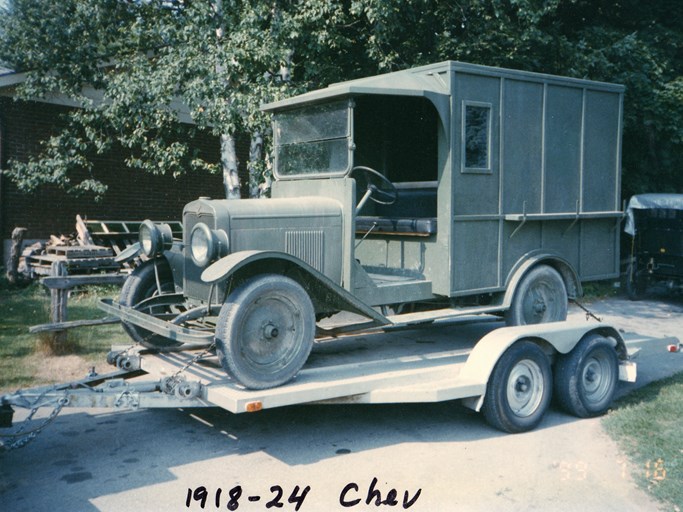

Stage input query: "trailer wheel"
[
  {"left": 506, "top": 265, "right": 567, "bottom": 326},
  {"left": 482, "top": 341, "right": 552, "bottom": 433},
  {"left": 119, "top": 259, "right": 181, "bottom": 349},
  {"left": 554, "top": 334, "right": 618, "bottom": 418},
  {"left": 215, "top": 274, "right": 315, "bottom": 390}
]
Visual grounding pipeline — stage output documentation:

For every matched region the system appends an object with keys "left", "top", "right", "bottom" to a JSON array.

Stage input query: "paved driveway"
[{"left": 1, "top": 293, "right": 682, "bottom": 512}]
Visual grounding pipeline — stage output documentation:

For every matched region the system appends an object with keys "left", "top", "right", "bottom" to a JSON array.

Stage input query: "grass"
[
  {"left": 580, "top": 279, "right": 622, "bottom": 301},
  {"left": 0, "top": 279, "right": 125, "bottom": 393},
  {"left": 603, "top": 372, "right": 683, "bottom": 511}
]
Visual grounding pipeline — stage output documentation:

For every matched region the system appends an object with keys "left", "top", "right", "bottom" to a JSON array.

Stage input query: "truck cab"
[{"left": 105, "top": 61, "right": 624, "bottom": 395}]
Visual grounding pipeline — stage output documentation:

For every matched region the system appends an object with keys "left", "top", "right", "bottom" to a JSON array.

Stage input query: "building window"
[{"left": 462, "top": 102, "right": 492, "bottom": 173}]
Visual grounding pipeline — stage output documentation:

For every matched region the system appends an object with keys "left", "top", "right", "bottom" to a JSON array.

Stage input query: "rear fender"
[
  {"left": 202, "top": 250, "right": 389, "bottom": 326},
  {"left": 503, "top": 251, "right": 582, "bottom": 306},
  {"left": 460, "top": 322, "right": 629, "bottom": 411}
]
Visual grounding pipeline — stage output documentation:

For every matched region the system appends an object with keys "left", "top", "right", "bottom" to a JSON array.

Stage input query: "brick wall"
[{"left": 0, "top": 97, "right": 252, "bottom": 256}]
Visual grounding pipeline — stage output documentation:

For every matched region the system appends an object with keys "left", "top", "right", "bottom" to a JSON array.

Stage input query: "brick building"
[{"left": 0, "top": 71, "right": 250, "bottom": 261}]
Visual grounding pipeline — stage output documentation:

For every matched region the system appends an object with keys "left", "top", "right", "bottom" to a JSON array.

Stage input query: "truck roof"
[{"left": 261, "top": 60, "right": 625, "bottom": 112}]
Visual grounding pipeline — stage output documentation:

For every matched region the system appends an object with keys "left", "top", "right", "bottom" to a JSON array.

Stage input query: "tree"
[
  {"left": 1, "top": 0, "right": 681, "bottom": 200},
  {"left": 0, "top": 0, "right": 294, "bottom": 198}
]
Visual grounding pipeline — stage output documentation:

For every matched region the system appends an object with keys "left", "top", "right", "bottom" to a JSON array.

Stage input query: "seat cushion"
[{"left": 356, "top": 216, "right": 437, "bottom": 235}]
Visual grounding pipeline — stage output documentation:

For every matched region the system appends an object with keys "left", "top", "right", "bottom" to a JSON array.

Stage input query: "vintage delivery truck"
[{"left": 95, "top": 61, "right": 628, "bottom": 433}]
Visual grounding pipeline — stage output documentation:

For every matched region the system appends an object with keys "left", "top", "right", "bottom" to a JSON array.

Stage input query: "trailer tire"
[
  {"left": 554, "top": 334, "right": 618, "bottom": 418},
  {"left": 216, "top": 274, "right": 315, "bottom": 390},
  {"left": 119, "top": 259, "right": 181, "bottom": 349},
  {"left": 506, "top": 265, "right": 568, "bottom": 326},
  {"left": 482, "top": 341, "right": 552, "bottom": 433}
]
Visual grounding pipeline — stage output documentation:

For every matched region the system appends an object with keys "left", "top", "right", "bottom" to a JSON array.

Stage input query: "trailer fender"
[
  {"left": 201, "top": 250, "right": 390, "bottom": 326},
  {"left": 503, "top": 251, "right": 582, "bottom": 306},
  {"left": 459, "top": 321, "right": 628, "bottom": 411}
]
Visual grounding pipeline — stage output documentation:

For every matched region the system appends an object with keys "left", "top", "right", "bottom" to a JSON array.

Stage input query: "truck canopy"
[{"left": 624, "top": 193, "right": 683, "bottom": 235}]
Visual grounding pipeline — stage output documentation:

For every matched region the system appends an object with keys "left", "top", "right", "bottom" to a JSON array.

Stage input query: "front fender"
[{"left": 202, "top": 250, "right": 389, "bottom": 326}]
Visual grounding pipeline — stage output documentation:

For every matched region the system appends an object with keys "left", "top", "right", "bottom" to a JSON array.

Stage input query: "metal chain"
[
  {"left": 0, "top": 391, "right": 68, "bottom": 451},
  {"left": 570, "top": 298, "right": 602, "bottom": 322},
  {"left": 163, "top": 342, "right": 216, "bottom": 393}
]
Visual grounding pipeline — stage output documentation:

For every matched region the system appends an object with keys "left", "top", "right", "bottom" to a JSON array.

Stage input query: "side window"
[{"left": 462, "top": 102, "right": 492, "bottom": 174}]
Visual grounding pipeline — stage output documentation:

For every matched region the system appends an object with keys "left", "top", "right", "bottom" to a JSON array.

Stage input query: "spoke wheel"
[
  {"left": 119, "top": 259, "right": 181, "bottom": 349},
  {"left": 216, "top": 274, "right": 315, "bottom": 389},
  {"left": 483, "top": 341, "right": 552, "bottom": 433},
  {"left": 506, "top": 265, "right": 568, "bottom": 326},
  {"left": 554, "top": 334, "right": 619, "bottom": 418}
]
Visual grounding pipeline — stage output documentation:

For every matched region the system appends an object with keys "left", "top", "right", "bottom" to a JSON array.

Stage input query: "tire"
[
  {"left": 482, "top": 341, "right": 553, "bottom": 433},
  {"left": 215, "top": 274, "right": 315, "bottom": 390},
  {"left": 554, "top": 334, "right": 619, "bottom": 418},
  {"left": 119, "top": 259, "right": 181, "bottom": 349},
  {"left": 506, "top": 265, "right": 568, "bottom": 326}
]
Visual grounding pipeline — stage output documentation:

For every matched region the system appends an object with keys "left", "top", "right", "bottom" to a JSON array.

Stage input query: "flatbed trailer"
[{"left": 1, "top": 318, "right": 638, "bottom": 447}]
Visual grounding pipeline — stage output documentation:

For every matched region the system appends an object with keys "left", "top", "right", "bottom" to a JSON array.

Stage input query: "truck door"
[{"left": 451, "top": 72, "right": 502, "bottom": 295}]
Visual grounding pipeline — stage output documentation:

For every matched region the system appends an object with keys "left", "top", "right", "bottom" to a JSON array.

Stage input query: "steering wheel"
[{"left": 351, "top": 166, "right": 398, "bottom": 214}]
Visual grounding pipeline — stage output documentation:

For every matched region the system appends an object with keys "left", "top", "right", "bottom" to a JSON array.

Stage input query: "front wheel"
[
  {"left": 119, "top": 259, "right": 181, "bottom": 349},
  {"left": 506, "top": 265, "right": 568, "bottom": 326},
  {"left": 554, "top": 334, "right": 619, "bottom": 418},
  {"left": 482, "top": 341, "right": 553, "bottom": 433},
  {"left": 215, "top": 274, "right": 315, "bottom": 390}
]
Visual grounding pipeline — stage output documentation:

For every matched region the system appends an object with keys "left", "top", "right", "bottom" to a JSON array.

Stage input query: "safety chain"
[
  {"left": 162, "top": 342, "right": 216, "bottom": 395},
  {"left": 0, "top": 390, "right": 68, "bottom": 452},
  {"left": 570, "top": 298, "right": 602, "bottom": 323}
]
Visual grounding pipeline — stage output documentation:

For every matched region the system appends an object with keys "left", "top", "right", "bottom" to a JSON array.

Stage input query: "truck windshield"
[{"left": 273, "top": 101, "right": 351, "bottom": 177}]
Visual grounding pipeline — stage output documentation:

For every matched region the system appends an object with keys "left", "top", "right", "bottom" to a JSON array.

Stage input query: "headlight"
[
  {"left": 190, "top": 223, "right": 228, "bottom": 267},
  {"left": 139, "top": 220, "right": 173, "bottom": 258}
]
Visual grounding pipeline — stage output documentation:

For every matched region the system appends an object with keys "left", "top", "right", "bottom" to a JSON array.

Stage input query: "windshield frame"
[{"left": 272, "top": 99, "right": 355, "bottom": 180}]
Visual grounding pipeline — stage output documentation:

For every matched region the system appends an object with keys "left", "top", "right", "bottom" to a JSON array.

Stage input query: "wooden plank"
[
  {"left": 76, "top": 214, "right": 95, "bottom": 246},
  {"left": 47, "top": 245, "right": 113, "bottom": 258},
  {"left": 29, "top": 317, "right": 121, "bottom": 333},
  {"left": 41, "top": 273, "right": 127, "bottom": 289},
  {"left": 50, "top": 260, "right": 68, "bottom": 344}
]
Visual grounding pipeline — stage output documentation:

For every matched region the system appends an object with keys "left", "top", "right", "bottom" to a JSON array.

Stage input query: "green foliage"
[{"left": 0, "top": 0, "right": 681, "bottom": 198}]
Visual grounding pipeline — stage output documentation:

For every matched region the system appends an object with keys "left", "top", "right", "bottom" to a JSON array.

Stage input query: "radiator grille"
[{"left": 285, "top": 230, "right": 324, "bottom": 272}]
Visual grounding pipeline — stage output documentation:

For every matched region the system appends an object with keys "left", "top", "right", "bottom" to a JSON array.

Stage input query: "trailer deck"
[{"left": 1, "top": 317, "right": 640, "bottom": 448}]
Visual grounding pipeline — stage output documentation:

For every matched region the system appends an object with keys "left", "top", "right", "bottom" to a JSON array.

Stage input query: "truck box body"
[{"left": 264, "top": 61, "right": 624, "bottom": 301}]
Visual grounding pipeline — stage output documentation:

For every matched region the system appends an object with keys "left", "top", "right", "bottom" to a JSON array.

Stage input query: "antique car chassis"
[{"left": 93, "top": 61, "right": 627, "bottom": 432}]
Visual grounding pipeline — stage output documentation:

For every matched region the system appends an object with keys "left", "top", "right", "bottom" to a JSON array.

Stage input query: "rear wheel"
[
  {"left": 482, "top": 341, "right": 553, "bottom": 433},
  {"left": 215, "top": 274, "right": 315, "bottom": 390},
  {"left": 119, "top": 259, "right": 180, "bottom": 349},
  {"left": 625, "top": 257, "right": 646, "bottom": 301},
  {"left": 554, "top": 334, "right": 619, "bottom": 418},
  {"left": 506, "top": 265, "right": 568, "bottom": 326}
]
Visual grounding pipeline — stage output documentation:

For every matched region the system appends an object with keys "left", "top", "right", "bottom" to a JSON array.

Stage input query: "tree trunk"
[
  {"left": 248, "top": 131, "right": 266, "bottom": 198},
  {"left": 6, "top": 227, "right": 27, "bottom": 285},
  {"left": 221, "top": 134, "right": 240, "bottom": 199}
]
